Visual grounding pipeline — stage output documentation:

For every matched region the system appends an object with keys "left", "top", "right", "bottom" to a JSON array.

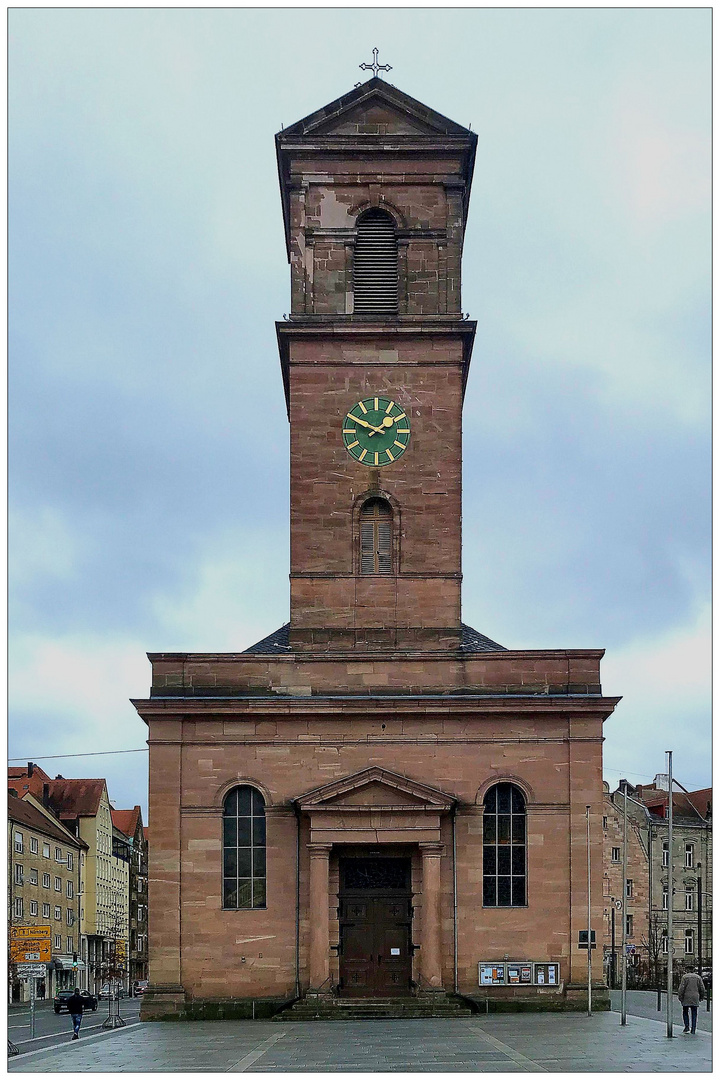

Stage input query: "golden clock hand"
[{"left": 349, "top": 415, "right": 385, "bottom": 435}]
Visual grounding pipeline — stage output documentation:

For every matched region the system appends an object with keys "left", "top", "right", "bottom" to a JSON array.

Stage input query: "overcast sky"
[{"left": 9, "top": 8, "right": 710, "bottom": 820}]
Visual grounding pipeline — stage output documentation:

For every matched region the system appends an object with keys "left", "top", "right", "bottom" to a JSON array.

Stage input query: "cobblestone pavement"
[{"left": 8, "top": 1012, "right": 711, "bottom": 1073}]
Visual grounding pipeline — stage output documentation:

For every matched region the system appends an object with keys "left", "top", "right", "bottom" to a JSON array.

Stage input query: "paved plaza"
[{"left": 8, "top": 1011, "right": 711, "bottom": 1072}]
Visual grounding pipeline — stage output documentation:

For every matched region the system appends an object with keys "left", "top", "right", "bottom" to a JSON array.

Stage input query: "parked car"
[
  {"left": 98, "top": 984, "right": 127, "bottom": 1000},
  {"left": 54, "top": 989, "right": 97, "bottom": 1014},
  {"left": 133, "top": 980, "right": 149, "bottom": 996}
]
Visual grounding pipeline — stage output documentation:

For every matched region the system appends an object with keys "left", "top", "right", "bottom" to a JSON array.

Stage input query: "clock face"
[{"left": 342, "top": 396, "right": 411, "bottom": 467}]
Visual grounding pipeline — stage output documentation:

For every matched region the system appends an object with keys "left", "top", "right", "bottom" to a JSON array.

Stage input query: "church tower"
[
  {"left": 275, "top": 78, "right": 476, "bottom": 652},
  {"left": 135, "top": 76, "right": 618, "bottom": 1020}
]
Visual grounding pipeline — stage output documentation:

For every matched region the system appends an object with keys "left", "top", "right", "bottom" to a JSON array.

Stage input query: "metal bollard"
[
  {"left": 706, "top": 986, "right": 711, "bottom": 1013},
  {"left": 657, "top": 988, "right": 662, "bottom": 1011}
]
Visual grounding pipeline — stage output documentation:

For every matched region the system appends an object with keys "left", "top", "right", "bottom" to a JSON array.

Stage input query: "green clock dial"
[{"left": 342, "top": 396, "right": 411, "bottom": 467}]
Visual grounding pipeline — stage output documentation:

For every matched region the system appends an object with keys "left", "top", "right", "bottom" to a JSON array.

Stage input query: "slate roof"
[
  {"left": 243, "top": 622, "right": 506, "bottom": 655},
  {"left": 459, "top": 624, "right": 507, "bottom": 653},
  {"left": 8, "top": 793, "right": 86, "bottom": 848}
]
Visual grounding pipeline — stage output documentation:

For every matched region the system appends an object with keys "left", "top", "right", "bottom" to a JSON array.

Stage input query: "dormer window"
[{"left": 353, "top": 209, "right": 398, "bottom": 313}]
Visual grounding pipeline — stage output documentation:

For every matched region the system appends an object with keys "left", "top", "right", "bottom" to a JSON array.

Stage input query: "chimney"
[
  {"left": 654, "top": 773, "right": 670, "bottom": 791},
  {"left": 27, "top": 762, "right": 34, "bottom": 778},
  {"left": 42, "top": 783, "right": 50, "bottom": 808}
]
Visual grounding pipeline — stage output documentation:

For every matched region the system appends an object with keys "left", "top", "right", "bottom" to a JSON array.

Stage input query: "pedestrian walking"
[
  {"left": 678, "top": 964, "right": 705, "bottom": 1034},
  {"left": 66, "top": 987, "right": 86, "bottom": 1040}
]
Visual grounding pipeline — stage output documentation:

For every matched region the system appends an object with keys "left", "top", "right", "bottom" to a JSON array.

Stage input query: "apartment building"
[
  {"left": 111, "top": 807, "right": 148, "bottom": 989},
  {"left": 602, "top": 776, "right": 712, "bottom": 988},
  {"left": 8, "top": 764, "right": 129, "bottom": 994},
  {"left": 8, "top": 792, "right": 85, "bottom": 1001}
]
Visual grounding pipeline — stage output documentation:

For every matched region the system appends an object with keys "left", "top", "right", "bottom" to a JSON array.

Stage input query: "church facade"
[{"left": 134, "top": 78, "right": 619, "bottom": 1019}]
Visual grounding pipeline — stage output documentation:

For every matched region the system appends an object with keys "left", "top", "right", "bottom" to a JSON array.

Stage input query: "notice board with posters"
[
  {"left": 478, "top": 963, "right": 506, "bottom": 985},
  {"left": 533, "top": 962, "right": 559, "bottom": 986},
  {"left": 506, "top": 962, "right": 533, "bottom": 985},
  {"left": 478, "top": 961, "right": 560, "bottom": 987}
]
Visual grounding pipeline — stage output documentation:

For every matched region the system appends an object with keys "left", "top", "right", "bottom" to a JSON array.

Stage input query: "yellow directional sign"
[{"left": 10, "top": 925, "right": 52, "bottom": 964}]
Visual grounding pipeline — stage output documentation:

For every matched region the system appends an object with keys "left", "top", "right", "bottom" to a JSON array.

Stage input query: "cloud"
[
  {"left": 601, "top": 603, "right": 711, "bottom": 790},
  {"left": 8, "top": 633, "right": 151, "bottom": 814},
  {"left": 9, "top": 8, "right": 710, "bottom": 811}
]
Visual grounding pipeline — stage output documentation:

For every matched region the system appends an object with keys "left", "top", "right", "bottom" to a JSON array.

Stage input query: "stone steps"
[{"left": 274, "top": 995, "right": 474, "bottom": 1021}]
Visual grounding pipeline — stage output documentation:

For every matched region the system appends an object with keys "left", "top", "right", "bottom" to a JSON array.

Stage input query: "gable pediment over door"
[{"left": 294, "top": 767, "right": 455, "bottom": 847}]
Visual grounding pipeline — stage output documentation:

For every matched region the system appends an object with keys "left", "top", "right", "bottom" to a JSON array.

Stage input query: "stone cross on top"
[{"left": 359, "top": 48, "right": 392, "bottom": 79}]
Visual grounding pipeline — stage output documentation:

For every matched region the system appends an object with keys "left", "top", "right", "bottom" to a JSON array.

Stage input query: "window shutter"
[
  {"left": 354, "top": 210, "right": 398, "bottom": 313},
  {"left": 360, "top": 498, "right": 393, "bottom": 574},
  {"left": 377, "top": 519, "right": 392, "bottom": 573},
  {"left": 360, "top": 518, "right": 375, "bottom": 574}
]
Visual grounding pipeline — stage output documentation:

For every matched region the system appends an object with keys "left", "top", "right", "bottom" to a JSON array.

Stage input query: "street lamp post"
[
  {"left": 621, "top": 781, "right": 628, "bottom": 1025},
  {"left": 666, "top": 750, "right": 674, "bottom": 1039},
  {"left": 586, "top": 805, "right": 592, "bottom": 1016}
]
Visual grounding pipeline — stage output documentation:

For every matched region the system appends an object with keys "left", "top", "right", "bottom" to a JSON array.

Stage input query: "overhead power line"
[{"left": 8, "top": 749, "right": 148, "bottom": 762}]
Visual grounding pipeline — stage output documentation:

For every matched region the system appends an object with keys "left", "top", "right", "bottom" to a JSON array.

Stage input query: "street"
[{"left": 8, "top": 997, "right": 142, "bottom": 1056}]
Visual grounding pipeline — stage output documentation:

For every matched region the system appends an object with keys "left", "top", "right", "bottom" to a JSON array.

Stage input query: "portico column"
[
  {"left": 419, "top": 842, "right": 444, "bottom": 989},
  {"left": 308, "top": 843, "right": 332, "bottom": 991}
]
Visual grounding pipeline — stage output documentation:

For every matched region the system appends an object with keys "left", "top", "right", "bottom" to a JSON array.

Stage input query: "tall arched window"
[
  {"left": 483, "top": 782, "right": 526, "bottom": 907},
  {"left": 223, "top": 786, "right": 266, "bottom": 909},
  {"left": 353, "top": 208, "right": 398, "bottom": 313},
  {"left": 360, "top": 498, "right": 392, "bottom": 574}
]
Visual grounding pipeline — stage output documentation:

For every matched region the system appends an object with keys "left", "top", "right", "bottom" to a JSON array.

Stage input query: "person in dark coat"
[
  {"left": 678, "top": 964, "right": 705, "bottom": 1034},
  {"left": 66, "top": 988, "right": 85, "bottom": 1039}
]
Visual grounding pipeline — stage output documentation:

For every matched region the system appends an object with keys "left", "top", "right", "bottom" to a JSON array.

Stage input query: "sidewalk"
[
  {"left": 610, "top": 989, "right": 712, "bottom": 1034},
  {"left": 8, "top": 1011, "right": 712, "bottom": 1072}
]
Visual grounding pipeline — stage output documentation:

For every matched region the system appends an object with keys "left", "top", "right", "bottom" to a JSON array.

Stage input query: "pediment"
[
  {"left": 311, "top": 98, "right": 439, "bottom": 136},
  {"left": 280, "top": 78, "right": 471, "bottom": 139},
  {"left": 294, "top": 767, "right": 455, "bottom": 812}
]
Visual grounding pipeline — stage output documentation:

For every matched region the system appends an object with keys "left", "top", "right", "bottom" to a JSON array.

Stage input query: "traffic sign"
[
  {"left": 10, "top": 926, "right": 52, "bottom": 964},
  {"left": 16, "top": 964, "right": 46, "bottom": 979}
]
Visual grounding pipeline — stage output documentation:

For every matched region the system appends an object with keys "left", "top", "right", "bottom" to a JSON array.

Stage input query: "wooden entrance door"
[{"left": 339, "top": 857, "right": 412, "bottom": 997}]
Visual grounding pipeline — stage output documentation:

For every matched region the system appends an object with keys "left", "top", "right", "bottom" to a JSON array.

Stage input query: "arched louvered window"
[
  {"left": 360, "top": 498, "right": 392, "bottom": 575},
  {"left": 353, "top": 208, "right": 398, "bottom": 313},
  {"left": 483, "top": 783, "right": 527, "bottom": 907},
  {"left": 223, "top": 786, "right": 266, "bottom": 909}
]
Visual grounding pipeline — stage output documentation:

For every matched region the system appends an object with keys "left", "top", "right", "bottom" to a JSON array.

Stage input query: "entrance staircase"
[{"left": 274, "top": 994, "right": 474, "bottom": 1021}]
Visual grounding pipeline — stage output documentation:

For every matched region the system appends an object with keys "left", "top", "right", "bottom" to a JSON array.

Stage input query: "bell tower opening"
[
  {"left": 360, "top": 497, "right": 393, "bottom": 575},
  {"left": 353, "top": 208, "right": 399, "bottom": 314}
]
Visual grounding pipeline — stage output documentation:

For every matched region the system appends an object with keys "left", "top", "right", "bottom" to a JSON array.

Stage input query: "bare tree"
[{"left": 98, "top": 899, "right": 128, "bottom": 1029}]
